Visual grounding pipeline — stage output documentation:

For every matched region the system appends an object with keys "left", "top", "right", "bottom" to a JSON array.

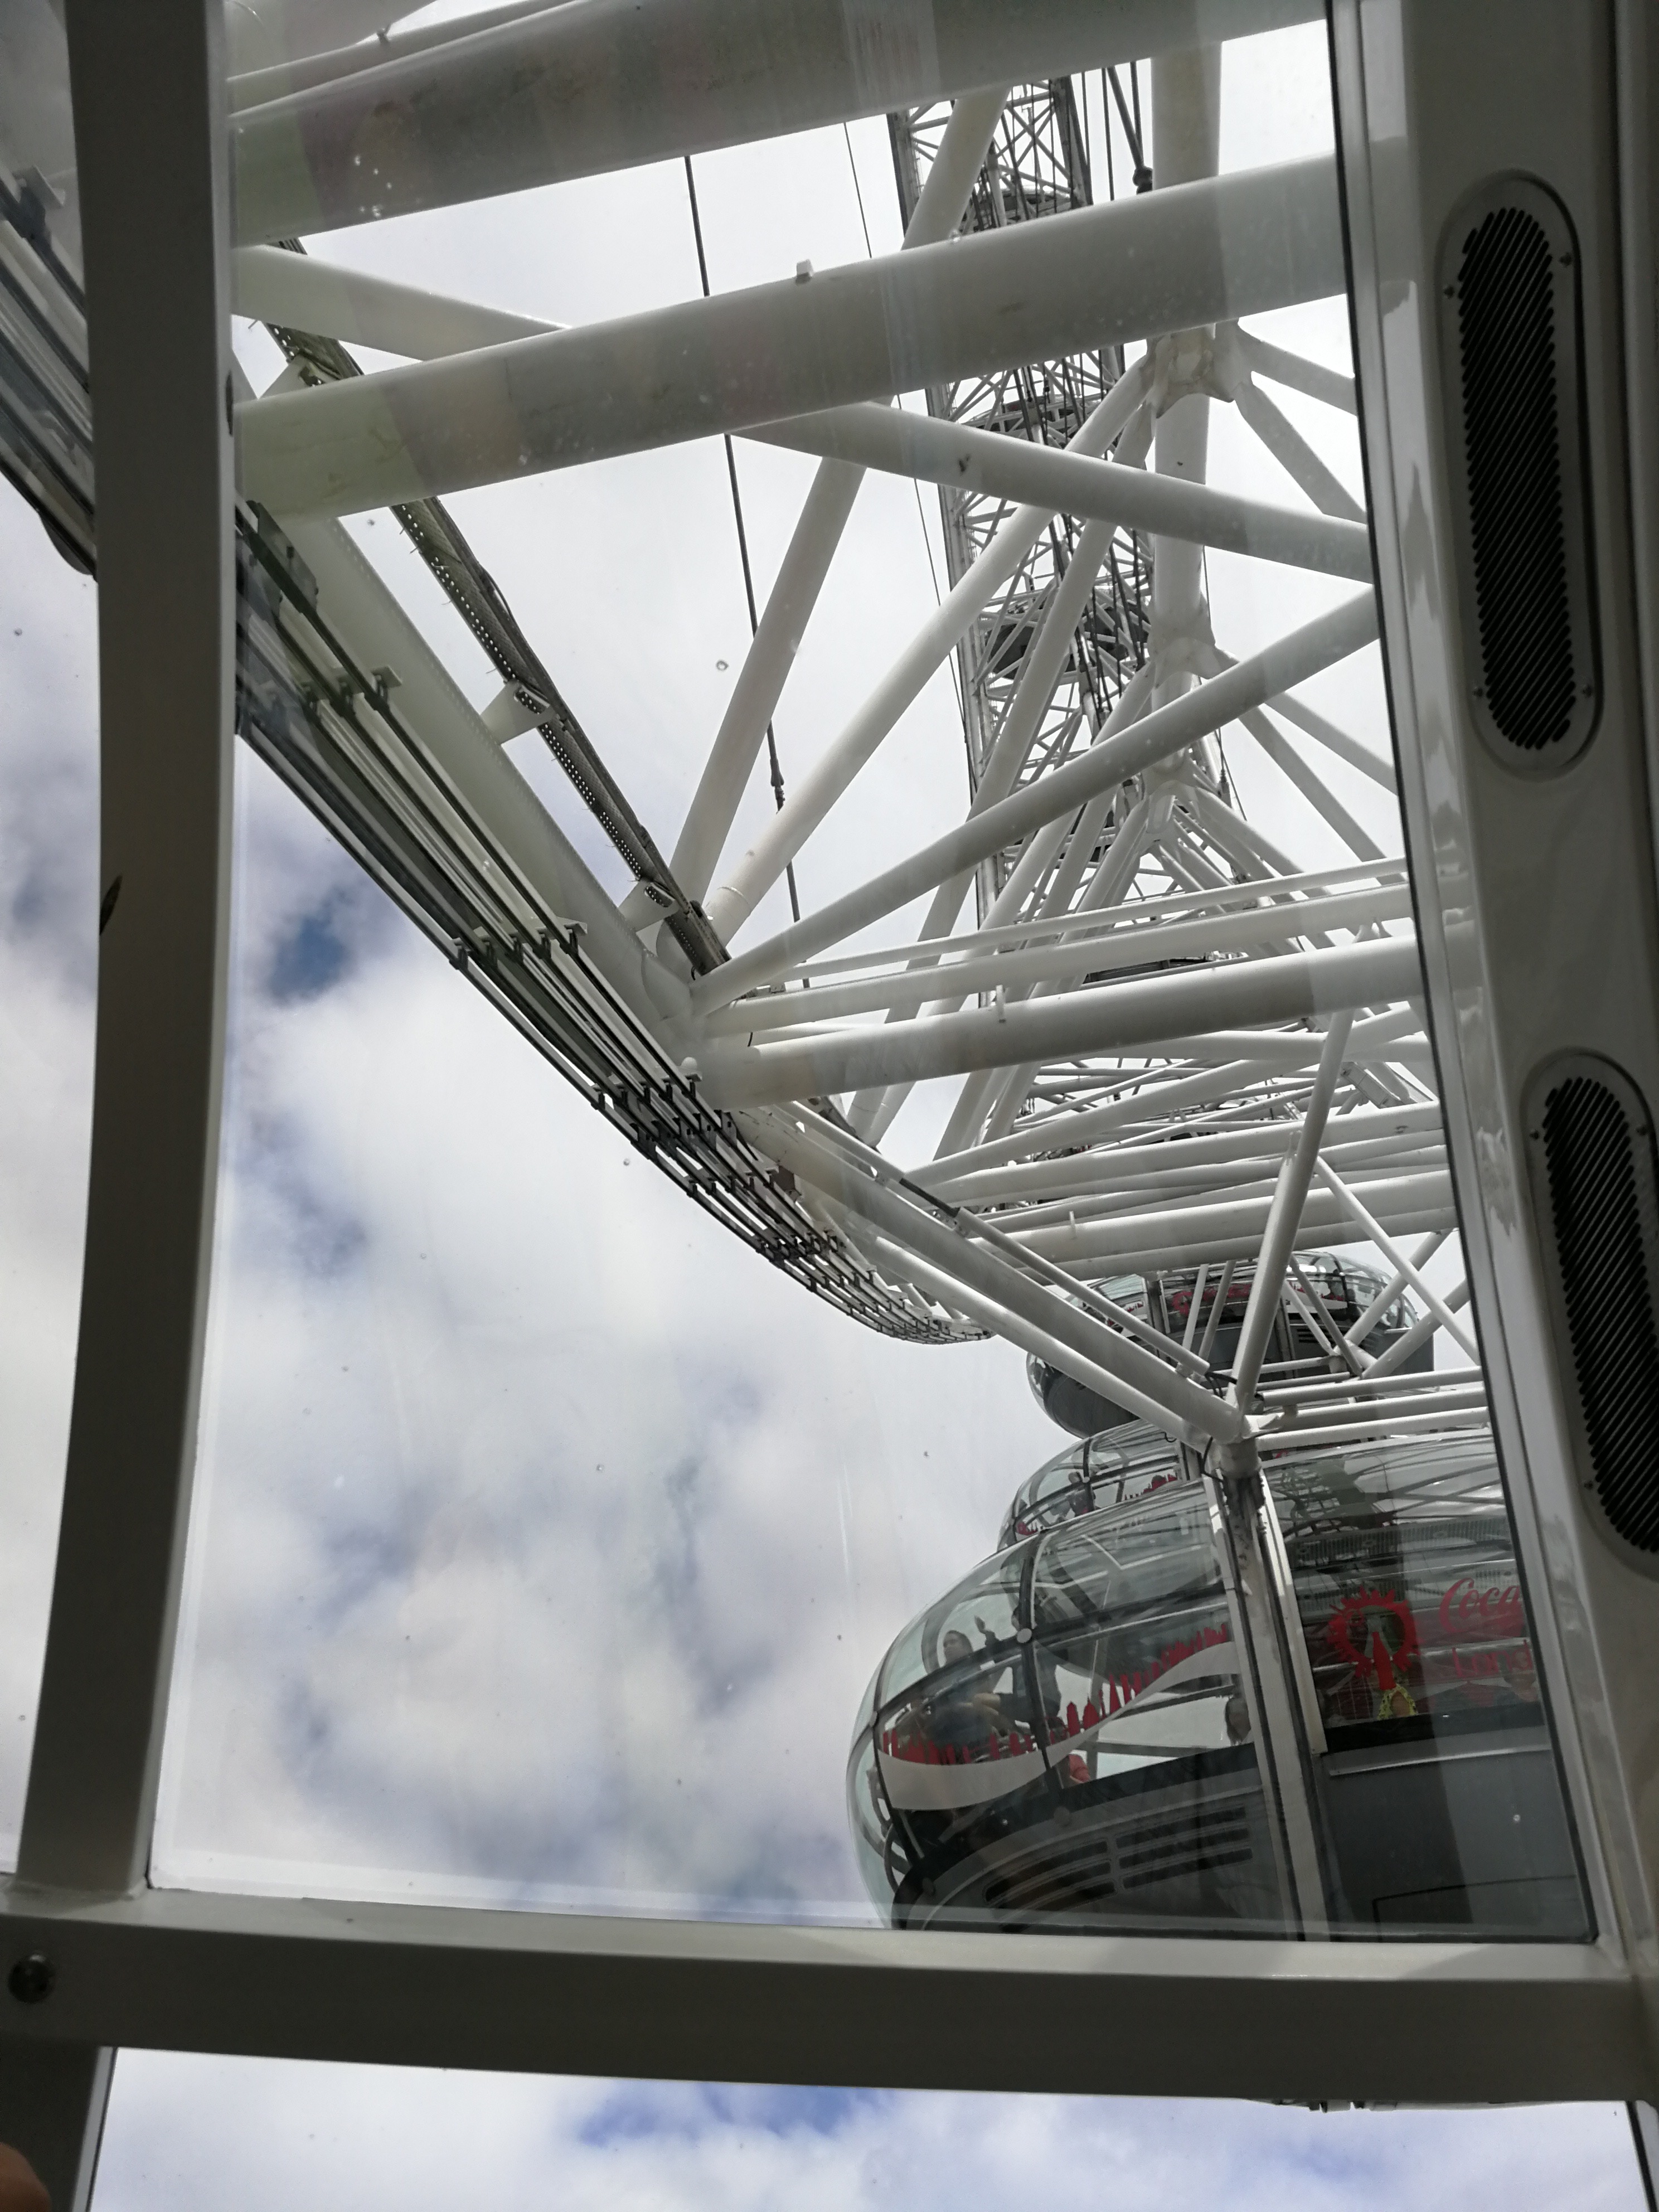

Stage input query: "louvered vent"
[
  {"left": 1527, "top": 1056, "right": 1659, "bottom": 1566},
  {"left": 1440, "top": 179, "right": 1597, "bottom": 770},
  {"left": 981, "top": 1799, "right": 1252, "bottom": 1918}
]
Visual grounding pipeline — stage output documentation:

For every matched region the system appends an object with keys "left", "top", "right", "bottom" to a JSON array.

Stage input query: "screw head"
[{"left": 7, "top": 1953, "right": 54, "bottom": 2004}]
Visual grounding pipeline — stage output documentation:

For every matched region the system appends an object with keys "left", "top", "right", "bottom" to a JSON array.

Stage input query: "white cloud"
[
  {"left": 154, "top": 752, "right": 1055, "bottom": 1914},
  {"left": 93, "top": 2054, "right": 1646, "bottom": 2212}
]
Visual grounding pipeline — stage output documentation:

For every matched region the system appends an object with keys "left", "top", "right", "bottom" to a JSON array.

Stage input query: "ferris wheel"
[
  {"left": 209, "top": 20, "right": 1468, "bottom": 1465},
  {"left": 6, "top": 0, "right": 1659, "bottom": 2181}
]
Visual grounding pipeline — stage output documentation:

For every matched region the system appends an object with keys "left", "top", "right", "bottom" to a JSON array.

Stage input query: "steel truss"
[
  {"left": 7, "top": 6, "right": 1656, "bottom": 2199},
  {"left": 0, "top": 41, "right": 1483, "bottom": 1456},
  {"left": 891, "top": 80, "right": 1150, "bottom": 923},
  {"left": 0, "top": 184, "right": 968, "bottom": 1348}
]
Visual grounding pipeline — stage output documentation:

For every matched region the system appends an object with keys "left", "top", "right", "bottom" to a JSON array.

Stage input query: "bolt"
[{"left": 7, "top": 1953, "right": 54, "bottom": 2005}]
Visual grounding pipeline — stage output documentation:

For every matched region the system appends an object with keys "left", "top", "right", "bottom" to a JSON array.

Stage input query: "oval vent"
[
  {"left": 1439, "top": 178, "right": 1598, "bottom": 770},
  {"left": 1526, "top": 1056, "right": 1659, "bottom": 1569}
]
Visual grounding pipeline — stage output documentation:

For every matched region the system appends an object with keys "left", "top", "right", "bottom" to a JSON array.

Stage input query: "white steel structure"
[
  {"left": 221, "top": 37, "right": 1442, "bottom": 1464},
  {"left": 3, "top": 0, "right": 1659, "bottom": 2204}
]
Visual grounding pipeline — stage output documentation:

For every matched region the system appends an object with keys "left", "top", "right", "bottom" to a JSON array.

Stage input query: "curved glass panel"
[
  {"left": 0, "top": 0, "right": 95, "bottom": 1869},
  {"left": 852, "top": 1428, "right": 1584, "bottom": 1937},
  {"left": 852, "top": 1481, "right": 1263, "bottom": 1932},
  {"left": 116, "top": 6, "right": 1591, "bottom": 1944},
  {"left": 998, "top": 1419, "right": 1187, "bottom": 1547},
  {"left": 1029, "top": 1258, "right": 1426, "bottom": 1438},
  {"left": 1272, "top": 1433, "right": 1579, "bottom": 1936}
]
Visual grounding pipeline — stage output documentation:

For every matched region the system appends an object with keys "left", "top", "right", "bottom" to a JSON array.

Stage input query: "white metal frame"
[{"left": 4, "top": 0, "right": 1658, "bottom": 2201}]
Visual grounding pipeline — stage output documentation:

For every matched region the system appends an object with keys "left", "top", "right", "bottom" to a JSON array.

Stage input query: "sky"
[
  {"left": 86, "top": 2058, "right": 1649, "bottom": 2212},
  {"left": 2, "top": 3, "right": 1627, "bottom": 2200}
]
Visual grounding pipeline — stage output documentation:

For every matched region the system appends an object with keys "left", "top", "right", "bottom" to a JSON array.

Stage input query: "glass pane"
[
  {"left": 91, "top": 2055, "right": 1649, "bottom": 2211},
  {"left": 1271, "top": 1432, "right": 1581, "bottom": 1936},
  {"left": 0, "top": 0, "right": 95, "bottom": 1868},
  {"left": 153, "top": 748, "right": 1051, "bottom": 1917},
  {"left": 148, "top": 9, "right": 1590, "bottom": 1936},
  {"left": 855, "top": 1483, "right": 1258, "bottom": 1933}
]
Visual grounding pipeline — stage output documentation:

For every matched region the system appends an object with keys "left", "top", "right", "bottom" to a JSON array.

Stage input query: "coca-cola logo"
[
  {"left": 1436, "top": 1575, "right": 1535, "bottom": 1689},
  {"left": 1437, "top": 1575, "right": 1525, "bottom": 1641}
]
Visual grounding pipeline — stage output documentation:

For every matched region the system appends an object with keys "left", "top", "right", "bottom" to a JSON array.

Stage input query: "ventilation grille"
[
  {"left": 981, "top": 1798, "right": 1252, "bottom": 1918},
  {"left": 1440, "top": 180, "right": 1597, "bottom": 770},
  {"left": 1529, "top": 1058, "right": 1659, "bottom": 1564}
]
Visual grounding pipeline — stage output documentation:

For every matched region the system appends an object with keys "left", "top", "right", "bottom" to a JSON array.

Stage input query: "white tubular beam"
[
  {"left": 1183, "top": 1265, "right": 1210, "bottom": 1351},
  {"left": 694, "top": 589, "right": 1377, "bottom": 1002},
  {"left": 1314, "top": 1158, "right": 1479, "bottom": 1359},
  {"left": 968, "top": 1023, "right": 1428, "bottom": 1074},
  {"left": 1017, "top": 1169, "right": 1454, "bottom": 1274},
  {"left": 1260, "top": 1364, "right": 1481, "bottom": 1403},
  {"left": 927, "top": 1060, "right": 1311, "bottom": 1180},
  {"left": 738, "top": 1009, "right": 1429, "bottom": 1114},
  {"left": 1241, "top": 707, "right": 1383, "bottom": 861},
  {"left": 797, "top": 855, "right": 1406, "bottom": 976},
  {"left": 1345, "top": 1229, "right": 1448, "bottom": 1347},
  {"left": 931, "top": 1103, "right": 1446, "bottom": 1205},
  {"left": 1228, "top": 1016, "right": 1354, "bottom": 1405},
  {"left": 702, "top": 362, "right": 1155, "bottom": 939},
  {"left": 1059, "top": 1029, "right": 1430, "bottom": 1075},
  {"left": 1268, "top": 687, "right": 1396, "bottom": 792},
  {"left": 1233, "top": 374, "right": 1365, "bottom": 522},
  {"left": 850, "top": 736, "right": 1149, "bottom": 1144},
  {"left": 754, "top": 405, "right": 1373, "bottom": 580},
  {"left": 227, "top": 0, "right": 569, "bottom": 110},
  {"left": 809, "top": 853, "right": 1406, "bottom": 986},
  {"left": 1181, "top": 779, "right": 1303, "bottom": 878},
  {"left": 978, "top": 558, "right": 1146, "bottom": 821},
  {"left": 1270, "top": 1381, "right": 1489, "bottom": 1429},
  {"left": 712, "top": 831, "right": 1389, "bottom": 1035},
  {"left": 1149, "top": 42, "right": 1221, "bottom": 705},
  {"left": 983, "top": 1140, "right": 1446, "bottom": 1229},
  {"left": 671, "top": 459, "right": 862, "bottom": 908},
  {"left": 1366, "top": 1281, "right": 1473, "bottom": 1376},
  {"left": 1234, "top": 326, "right": 1356, "bottom": 414},
  {"left": 280, "top": 517, "right": 691, "bottom": 1044},
  {"left": 1062, "top": 1220, "right": 1461, "bottom": 1286},
  {"left": 232, "top": 0, "right": 1327, "bottom": 242},
  {"left": 698, "top": 934, "right": 1419, "bottom": 1107},
  {"left": 842, "top": 545, "right": 1147, "bottom": 1109},
  {"left": 237, "top": 158, "right": 1344, "bottom": 517},
  {"left": 232, "top": 243, "right": 553, "bottom": 357},
  {"left": 705, "top": 825, "right": 1408, "bottom": 1034},
  {"left": 750, "top": 1112, "right": 1244, "bottom": 1444},
  {"left": 858, "top": 1233, "right": 1196, "bottom": 1438},
  {"left": 904, "top": 85, "right": 1008, "bottom": 244},
  {"left": 1266, "top": 1409, "right": 1491, "bottom": 1449},
  {"left": 938, "top": 784, "right": 1128, "bottom": 1154},
  {"left": 1200, "top": 1260, "right": 1238, "bottom": 1360},
  {"left": 667, "top": 85, "right": 1005, "bottom": 910},
  {"left": 1287, "top": 1261, "right": 1366, "bottom": 1376}
]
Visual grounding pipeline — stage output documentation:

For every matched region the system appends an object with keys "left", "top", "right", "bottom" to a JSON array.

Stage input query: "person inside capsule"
[{"left": 916, "top": 1627, "right": 1017, "bottom": 1761}]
